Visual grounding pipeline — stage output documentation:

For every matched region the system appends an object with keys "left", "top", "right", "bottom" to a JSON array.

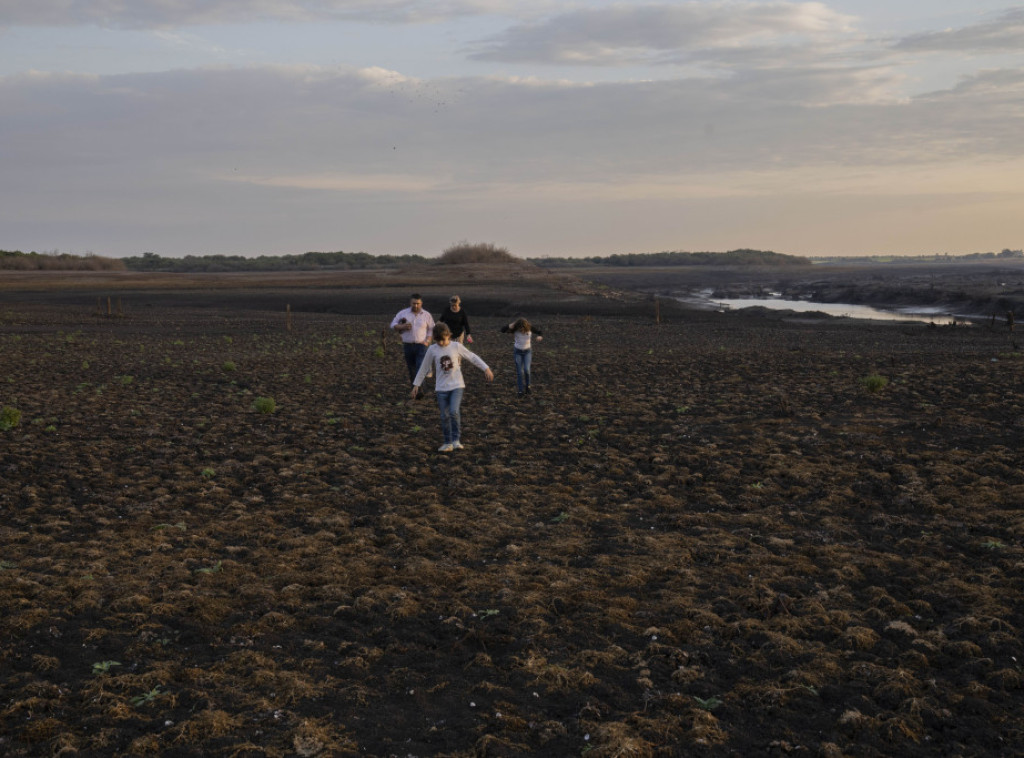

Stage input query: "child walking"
[
  {"left": 412, "top": 323, "right": 494, "bottom": 452},
  {"left": 500, "top": 317, "right": 543, "bottom": 396}
]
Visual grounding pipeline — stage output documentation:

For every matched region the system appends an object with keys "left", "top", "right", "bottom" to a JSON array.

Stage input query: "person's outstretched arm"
[{"left": 459, "top": 344, "right": 494, "bottom": 381}]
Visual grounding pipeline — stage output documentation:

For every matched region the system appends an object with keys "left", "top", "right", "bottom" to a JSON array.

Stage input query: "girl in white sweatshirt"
[{"left": 412, "top": 323, "right": 493, "bottom": 452}]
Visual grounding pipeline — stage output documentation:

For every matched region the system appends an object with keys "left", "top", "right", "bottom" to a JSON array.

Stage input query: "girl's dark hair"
[
  {"left": 433, "top": 323, "right": 451, "bottom": 341},
  {"left": 513, "top": 318, "right": 531, "bottom": 333}
]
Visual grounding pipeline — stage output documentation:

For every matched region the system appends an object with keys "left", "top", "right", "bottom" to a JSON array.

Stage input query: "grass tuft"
[
  {"left": 860, "top": 374, "right": 889, "bottom": 393},
  {"left": 0, "top": 406, "right": 22, "bottom": 430}
]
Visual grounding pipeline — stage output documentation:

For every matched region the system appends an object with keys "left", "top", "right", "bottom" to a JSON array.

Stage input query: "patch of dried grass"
[
  {"left": 292, "top": 717, "right": 359, "bottom": 756},
  {"left": 583, "top": 720, "right": 656, "bottom": 757},
  {"left": 173, "top": 709, "right": 243, "bottom": 744},
  {"left": 842, "top": 625, "right": 880, "bottom": 650}
]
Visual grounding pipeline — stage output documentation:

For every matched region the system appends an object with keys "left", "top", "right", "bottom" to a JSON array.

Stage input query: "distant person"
[
  {"left": 390, "top": 293, "right": 434, "bottom": 398},
  {"left": 500, "top": 317, "right": 543, "bottom": 397},
  {"left": 439, "top": 295, "right": 473, "bottom": 344},
  {"left": 412, "top": 323, "right": 493, "bottom": 452}
]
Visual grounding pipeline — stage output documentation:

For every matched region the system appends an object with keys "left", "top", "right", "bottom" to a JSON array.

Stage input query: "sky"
[{"left": 1, "top": 1, "right": 1023, "bottom": 259}]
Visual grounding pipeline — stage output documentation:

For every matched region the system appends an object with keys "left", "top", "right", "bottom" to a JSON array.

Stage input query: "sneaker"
[
  {"left": 438, "top": 443, "right": 454, "bottom": 452},
  {"left": 524, "top": 386, "right": 531, "bottom": 395},
  {"left": 452, "top": 440, "right": 464, "bottom": 450}
]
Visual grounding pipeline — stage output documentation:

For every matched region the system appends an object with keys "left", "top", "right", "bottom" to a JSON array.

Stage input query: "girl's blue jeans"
[
  {"left": 435, "top": 388, "right": 464, "bottom": 444},
  {"left": 513, "top": 348, "right": 532, "bottom": 393}
]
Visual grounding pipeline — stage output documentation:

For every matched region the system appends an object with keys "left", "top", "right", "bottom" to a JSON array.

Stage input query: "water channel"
[{"left": 684, "top": 293, "right": 965, "bottom": 324}]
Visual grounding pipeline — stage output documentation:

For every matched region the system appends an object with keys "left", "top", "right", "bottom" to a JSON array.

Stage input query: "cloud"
[
  {"left": 896, "top": 9, "right": 1024, "bottom": 53},
  {"left": 225, "top": 171, "right": 445, "bottom": 192},
  {"left": 0, "top": 0, "right": 543, "bottom": 29},
  {"left": 468, "top": 1, "right": 859, "bottom": 67},
  {"left": 3, "top": 62, "right": 1023, "bottom": 257},
  {"left": 3, "top": 61, "right": 1022, "bottom": 192}
]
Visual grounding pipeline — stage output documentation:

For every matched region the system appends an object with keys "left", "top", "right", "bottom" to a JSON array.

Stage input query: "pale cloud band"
[
  {"left": 896, "top": 8, "right": 1024, "bottom": 53},
  {"left": 0, "top": 0, "right": 541, "bottom": 28},
  {"left": 468, "top": 2, "right": 859, "bottom": 66},
  {"left": 4, "top": 63, "right": 1021, "bottom": 185}
]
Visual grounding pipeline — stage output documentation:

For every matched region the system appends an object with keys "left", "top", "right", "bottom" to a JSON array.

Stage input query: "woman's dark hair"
[{"left": 433, "top": 322, "right": 452, "bottom": 342}]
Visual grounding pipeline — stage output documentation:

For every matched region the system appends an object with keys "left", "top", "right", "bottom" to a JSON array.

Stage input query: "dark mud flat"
[
  {"left": 580, "top": 261, "right": 1024, "bottom": 320},
  {"left": 1, "top": 294, "right": 1023, "bottom": 757}
]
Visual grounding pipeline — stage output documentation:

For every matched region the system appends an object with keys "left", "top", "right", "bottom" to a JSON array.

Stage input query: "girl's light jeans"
[
  {"left": 513, "top": 348, "right": 532, "bottom": 393},
  {"left": 435, "top": 388, "right": 464, "bottom": 444}
]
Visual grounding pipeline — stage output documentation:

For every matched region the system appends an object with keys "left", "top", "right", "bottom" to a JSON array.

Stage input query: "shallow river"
[{"left": 692, "top": 295, "right": 964, "bottom": 324}]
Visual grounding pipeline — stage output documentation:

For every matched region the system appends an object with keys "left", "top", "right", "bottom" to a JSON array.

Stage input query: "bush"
[
  {"left": 253, "top": 396, "right": 276, "bottom": 414},
  {"left": 861, "top": 374, "right": 889, "bottom": 393},
  {"left": 0, "top": 406, "right": 22, "bottom": 430},
  {"left": 222, "top": 361, "right": 237, "bottom": 372},
  {"left": 438, "top": 241, "right": 517, "bottom": 265}
]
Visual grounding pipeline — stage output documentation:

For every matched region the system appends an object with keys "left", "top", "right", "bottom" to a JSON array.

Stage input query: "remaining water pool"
[{"left": 694, "top": 295, "right": 965, "bottom": 324}]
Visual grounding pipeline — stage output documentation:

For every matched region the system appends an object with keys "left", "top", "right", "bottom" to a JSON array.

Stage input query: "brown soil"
[{"left": 1, "top": 269, "right": 1022, "bottom": 757}]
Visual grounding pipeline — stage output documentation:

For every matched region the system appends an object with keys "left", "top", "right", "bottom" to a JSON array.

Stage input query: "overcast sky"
[{"left": 2, "top": 1, "right": 1022, "bottom": 259}]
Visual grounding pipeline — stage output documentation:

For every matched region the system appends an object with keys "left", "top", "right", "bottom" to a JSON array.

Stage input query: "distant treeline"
[
  {"left": 529, "top": 249, "right": 812, "bottom": 268},
  {"left": 811, "top": 249, "right": 1024, "bottom": 264},
  {"left": 4, "top": 246, "right": 1021, "bottom": 273},
  {"left": 0, "top": 250, "right": 125, "bottom": 271},
  {"left": 122, "top": 251, "right": 428, "bottom": 272}
]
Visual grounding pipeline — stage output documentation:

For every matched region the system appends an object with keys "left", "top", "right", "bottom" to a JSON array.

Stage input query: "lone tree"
[{"left": 438, "top": 241, "right": 517, "bottom": 265}]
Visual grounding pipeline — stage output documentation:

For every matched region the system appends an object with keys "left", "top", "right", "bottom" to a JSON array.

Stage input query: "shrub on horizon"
[{"left": 438, "top": 241, "right": 517, "bottom": 265}]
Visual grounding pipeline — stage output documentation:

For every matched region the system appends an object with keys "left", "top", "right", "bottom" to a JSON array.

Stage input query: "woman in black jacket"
[{"left": 439, "top": 295, "right": 473, "bottom": 344}]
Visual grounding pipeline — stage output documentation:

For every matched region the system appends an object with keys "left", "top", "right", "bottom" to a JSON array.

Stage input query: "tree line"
[
  {"left": 121, "top": 251, "right": 427, "bottom": 272},
  {"left": 3, "top": 246, "right": 1020, "bottom": 272},
  {"left": 528, "top": 249, "right": 812, "bottom": 267}
]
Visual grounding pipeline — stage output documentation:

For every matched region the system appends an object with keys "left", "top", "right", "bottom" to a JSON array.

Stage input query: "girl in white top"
[
  {"left": 412, "top": 323, "right": 494, "bottom": 452},
  {"left": 500, "top": 317, "right": 543, "bottom": 396}
]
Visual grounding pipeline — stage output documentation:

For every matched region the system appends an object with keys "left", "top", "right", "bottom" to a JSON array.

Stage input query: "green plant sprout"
[
  {"left": 92, "top": 661, "right": 122, "bottom": 675},
  {"left": 152, "top": 522, "right": 187, "bottom": 532},
  {"left": 130, "top": 686, "right": 165, "bottom": 706}
]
